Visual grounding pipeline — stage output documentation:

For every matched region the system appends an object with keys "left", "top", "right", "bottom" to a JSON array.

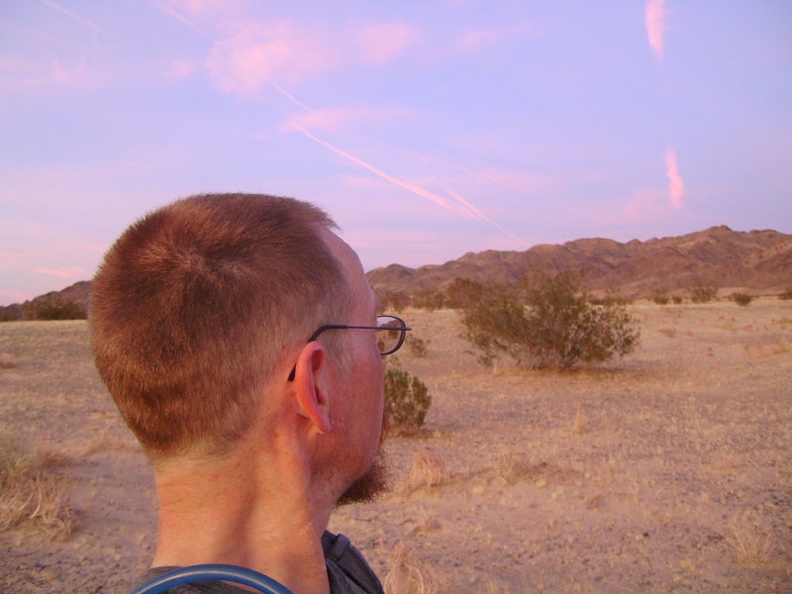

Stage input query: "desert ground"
[{"left": 1, "top": 300, "right": 790, "bottom": 593}]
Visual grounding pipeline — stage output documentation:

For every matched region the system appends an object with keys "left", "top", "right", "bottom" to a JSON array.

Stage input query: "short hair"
[{"left": 89, "top": 193, "right": 350, "bottom": 460}]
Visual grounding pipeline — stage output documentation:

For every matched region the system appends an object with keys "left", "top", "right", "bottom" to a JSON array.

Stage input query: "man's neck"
[{"left": 150, "top": 447, "right": 334, "bottom": 594}]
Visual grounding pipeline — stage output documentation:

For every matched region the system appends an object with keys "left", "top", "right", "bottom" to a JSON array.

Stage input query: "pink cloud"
[
  {"left": 35, "top": 266, "right": 91, "bottom": 279},
  {"left": 454, "top": 24, "right": 534, "bottom": 53},
  {"left": 206, "top": 22, "right": 334, "bottom": 93},
  {"left": 0, "top": 288, "right": 29, "bottom": 304},
  {"left": 645, "top": 0, "right": 665, "bottom": 61},
  {"left": 0, "top": 57, "right": 89, "bottom": 90},
  {"left": 168, "top": 60, "right": 195, "bottom": 78},
  {"left": 665, "top": 147, "right": 684, "bottom": 208},
  {"left": 357, "top": 22, "right": 422, "bottom": 64}
]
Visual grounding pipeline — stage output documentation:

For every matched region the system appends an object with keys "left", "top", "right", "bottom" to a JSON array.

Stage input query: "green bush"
[
  {"left": 21, "top": 297, "right": 86, "bottom": 321},
  {"left": 384, "top": 367, "right": 432, "bottom": 432},
  {"left": 731, "top": 292, "right": 753, "bottom": 307},
  {"left": 689, "top": 283, "right": 718, "bottom": 304},
  {"left": 462, "top": 271, "right": 640, "bottom": 371}
]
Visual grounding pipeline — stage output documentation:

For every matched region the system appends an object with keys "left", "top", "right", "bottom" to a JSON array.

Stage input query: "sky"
[{"left": 1, "top": 1, "right": 791, "bottom": 306}]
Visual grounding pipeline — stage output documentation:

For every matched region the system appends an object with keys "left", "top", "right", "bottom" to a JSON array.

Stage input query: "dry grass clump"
[
  {"left": 724, "top": 513, "right": 774, "bottom": 567},
  {"left": 485, "top": 582, "right": 511, "bottom": 594},
  {"left": 383, "top": 542, "right": 442, "bottom": 594},
  {"left": 400, "top": 449, "right": 450, "bottom": 492},
  {"left": 742, "top": 339, "right": 790, "bottom": 360},
  {"left": 497, "top": 452, "right": 526, "bottom": 485},
  {"left": 0, "top": 352, "right": 15, "bottom": 369},
  {"left": 0, "top": 437, "right": 75, "bottom": 539},
  {"left": 571, "top": 406, "right": 588, "bottom": 436}
]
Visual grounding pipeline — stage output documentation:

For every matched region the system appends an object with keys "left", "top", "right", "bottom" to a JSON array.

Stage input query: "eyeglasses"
[{"left": 288, "top": 315, "right": 411, "bottom": 381}]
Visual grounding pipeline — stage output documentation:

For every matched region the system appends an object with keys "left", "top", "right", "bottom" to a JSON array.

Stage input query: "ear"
[{"left": 292, "top": 342, "right": 333, "bottom": 435}]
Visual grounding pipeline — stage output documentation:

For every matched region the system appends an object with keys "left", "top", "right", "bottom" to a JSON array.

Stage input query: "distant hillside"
[
  {"left": 2, "top": 226, "right": 790, "bottom": 321},
  {"left": 366, "top": 226, "right": 792, "bottom": 299},
  {"left": 0, "top": 281, "right": 91, "bottom": 321}
]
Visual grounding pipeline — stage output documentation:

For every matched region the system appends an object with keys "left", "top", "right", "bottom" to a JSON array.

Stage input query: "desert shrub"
[
  {"left": 672, "top": 295, "right": 684, "bottom": 305},
  {"left": 652, "top": 289, "right": 670, "bottom": 305},
  {"left": 462, "top": 271, "right": 640, "bottom": 370},
  {"left": 0, "top": 437, "right": 75, "bottom": 537},
  {"left": 0, "top": 305, "right": 22, "bottom": 322},
  {"left": 779, "top": 289, "right": 792, "bottom": 301},
  {"left": 444, "top": 277, "right": 487, "bottom": 310},
  {"left": 384, "top": 367, "right": 432, "bottom": 432},
  {"left": 411, "top": 287, "right": 445, "bottom": 311},
  {"left": 21, "top": 296, "right": 86, "bottom": 320},
  {"left": 377, "top": 289, "right": 411, "bottom": 314},
  {"left": 731, "top": 292, "right": 753, "bottom": 307},
  {"left": 406, "top": 334, "right": 428, "bottom": 358},
  {"left": 689, "top": 282, "right": 718, "bottom": 304}
]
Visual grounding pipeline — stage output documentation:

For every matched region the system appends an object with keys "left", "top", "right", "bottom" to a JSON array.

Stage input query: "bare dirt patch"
[{"left": 1, "top": 301, "right": 790, "bottom": 593}]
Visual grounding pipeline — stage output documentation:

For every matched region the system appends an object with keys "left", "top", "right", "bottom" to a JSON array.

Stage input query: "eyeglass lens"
[{"left": 376, "top": 316, "right": 406, "bottom": 355}]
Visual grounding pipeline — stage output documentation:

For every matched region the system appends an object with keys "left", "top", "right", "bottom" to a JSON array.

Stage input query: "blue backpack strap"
[
  {"left": 130, "top": 564, "right": 294, "bottom": 594},
  {"left": 322, "top": 531, "right": 385, "bottom": 594}
]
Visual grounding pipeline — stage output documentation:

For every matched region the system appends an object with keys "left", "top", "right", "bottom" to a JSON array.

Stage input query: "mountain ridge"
[
  {"left": 366, "top": 225, "right": 792, "bottom": 298},
  {"left": 2, "top": 226, "right": 790, "bottom": 320}
]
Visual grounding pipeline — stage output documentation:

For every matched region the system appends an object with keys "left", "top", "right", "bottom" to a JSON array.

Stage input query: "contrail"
[
  {"left": 442, "top": 185, "right": 530, "bottom": 247},
  {"left": 38, "top": 0, "right": 100, "bottom": 31},
  {"left": 290, "top": 124, "right": 464, "bottom": 214},
  {"left": 278, "top": 85, "right": 528, "bottom": 246},
  {"left": 149, "top": 0, "right": 210, "bottom": 37},
  {"left": 274, "top": 84, "right": 314, "bottom": 113}
]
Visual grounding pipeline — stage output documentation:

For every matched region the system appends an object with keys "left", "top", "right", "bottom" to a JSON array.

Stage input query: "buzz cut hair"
[{"left": 90, "top": 193, "right": 351, "bottom": 459}]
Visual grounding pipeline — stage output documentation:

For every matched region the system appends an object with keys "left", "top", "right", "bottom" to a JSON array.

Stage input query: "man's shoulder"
[
  {"left": 129, "top": 533, "right": 383, "bottom": 594},
  {"left": 322, "top": 531, "right": 385, "bottom": 594}
]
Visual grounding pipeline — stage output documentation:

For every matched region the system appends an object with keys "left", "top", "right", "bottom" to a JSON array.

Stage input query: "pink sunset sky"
[{"left": 1, "top": 0, "right": 790, "bottom": 305}]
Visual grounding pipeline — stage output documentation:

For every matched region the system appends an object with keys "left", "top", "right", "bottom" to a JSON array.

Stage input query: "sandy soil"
[{"left": 1, "top": 300, "right": 790, "bottom": 593}]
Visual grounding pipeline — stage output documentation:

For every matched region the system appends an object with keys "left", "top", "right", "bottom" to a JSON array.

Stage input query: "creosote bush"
[
  {"left": 411, "top": 287, "right": 445, "bottom": 311},
  {"left": 406, "top": 334, "right": 428, "bottom": 358},
  {"left": 384, "top": 364, "right": 432, "bottom": 433},
  {"left": 461, "top": 271, "right": 640, "bottom": 370},
  {"left": 377, "top": 289, "right": 411, "bottom": 314},
  {"left": 731, "top": 292, "right": 753, "bottom": 307},
  {"left": 21, "top": 296, "right": 86, "bottom": 321},
  {"left": 689, "top": 282, "right": 718, "bottom": 304},
  {"left": 651, "top": 289, "right": 670, "bottom": 305}
]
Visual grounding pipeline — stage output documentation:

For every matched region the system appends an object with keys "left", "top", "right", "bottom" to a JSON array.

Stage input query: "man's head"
[{"left": 89, "top": 193, "right": 354, "bottom": 461}]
